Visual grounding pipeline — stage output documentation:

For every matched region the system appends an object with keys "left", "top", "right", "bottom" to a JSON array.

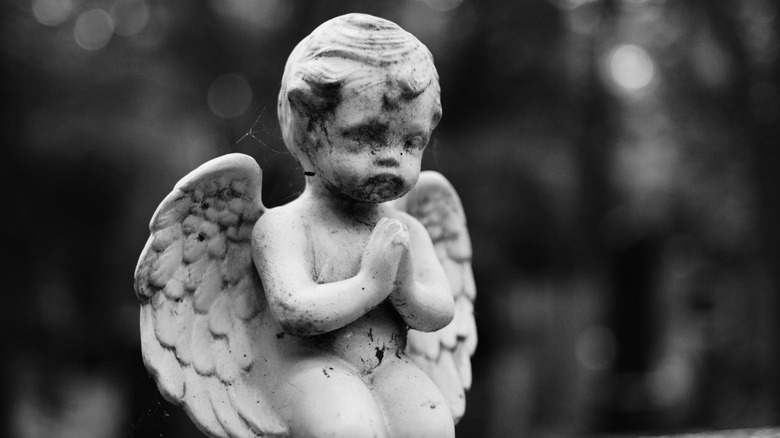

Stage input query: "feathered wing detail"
[
  {"left": 134, "top": 154, "right": 289, "bottom": 438},
  {"left": 394, "top": 171, "right": 478, "bottom": 424}
]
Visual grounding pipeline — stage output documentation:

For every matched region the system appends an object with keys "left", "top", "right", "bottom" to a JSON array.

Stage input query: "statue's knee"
[
  {"left": 422, "top": 403, "right": 456, "bottom": 438},
  {"left": 284, "top": 365, "right": 387, "bottom": 437},
  {"left": 291, "top": 399, "right": 386, "bottom": 438},
  {"left": 371, "top": 361, "right": 455, "bottom": 437},
  {"left": 307, "top": 415, "right": 385, "bottom": 438}
]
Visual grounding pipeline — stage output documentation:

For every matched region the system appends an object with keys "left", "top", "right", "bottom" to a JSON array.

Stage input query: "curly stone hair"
[{"left": 277, "top": 13, "right": 441, "bottom": 164}]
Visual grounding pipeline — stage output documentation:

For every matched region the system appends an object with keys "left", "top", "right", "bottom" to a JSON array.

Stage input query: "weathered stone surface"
[{"left": 134, "top": 13, "right": 476, "bottom": 438}]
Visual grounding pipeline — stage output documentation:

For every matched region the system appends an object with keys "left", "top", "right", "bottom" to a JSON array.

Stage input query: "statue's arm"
[
  {"left": 252, "top": 211, "right": 400, "bottom": 336},
  {"left": 391, "top": 213, "right": 455, "bottom": 332}
]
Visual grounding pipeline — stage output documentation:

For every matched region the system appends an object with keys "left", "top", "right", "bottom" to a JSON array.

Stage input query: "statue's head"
[{"left": 278, "top": 13, "right": 442, "bottom": 203}]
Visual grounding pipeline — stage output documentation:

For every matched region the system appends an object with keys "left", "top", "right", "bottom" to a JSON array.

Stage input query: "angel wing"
[
  {"left": 134, "top": 153, "right": 289, "bottom": 438},
  {"left": 393, "top": 171, "right": 478, "bottom": 423}
]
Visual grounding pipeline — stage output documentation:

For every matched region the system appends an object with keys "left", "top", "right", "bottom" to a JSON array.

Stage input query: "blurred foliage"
[{"left": 2, "top": 0, "right": 779, "bottom": 437}]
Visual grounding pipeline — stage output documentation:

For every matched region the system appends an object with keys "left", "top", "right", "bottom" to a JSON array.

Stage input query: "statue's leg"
[
  {"left": 273, "top": 356, "right": 388, "bottom": 438},
  {"left": 370, "top": 357, "right": 455, "bottom": 438}
]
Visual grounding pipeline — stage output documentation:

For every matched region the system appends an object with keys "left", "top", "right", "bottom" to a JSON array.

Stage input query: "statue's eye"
[
  {"left": 341, "top": 120, "right": 388, "bottom": 145},
  {"left": 405, "top": 135, "right": 427, "bottom": 150}
]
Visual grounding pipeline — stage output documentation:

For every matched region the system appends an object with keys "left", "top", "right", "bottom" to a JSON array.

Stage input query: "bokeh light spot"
[
  {"left": 211, "top": 0, "right": 293, "bottom": 32},
  {"left": 110, "top": 0, "right": 150, "bottom": 37},
  {"left": 567, "top": 2, "right": 602, "bottom": 34},
  {"left": 74, "top": 9, "right": 115, "bottom": 51},
  {"left": 551, "top": 0, "right": 593, "bottom": 10},
  {"left": 609, "top": 44, "right": 655, "bottom": 92},
  {"left": 417, "top": 0, "right": 463, "bottom": 12},
  {"left": 207, "top": 74, "right": 252, "bottom": 119},
  {"left": 647, "top": 354, "right": 694, "bottom": 407},
  {"left": 576, "top": 326, "right": 617, "bottom": 371},
  {"left": 692, "top": 37, "right": 732, "bottom": 89},
  {"left": 32, "top": 0, "right": 73, "bottom": 27}
]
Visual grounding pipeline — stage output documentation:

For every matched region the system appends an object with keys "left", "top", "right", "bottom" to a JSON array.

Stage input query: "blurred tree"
[{"left": 2, "top": 0, "right": 780, "bottom": 436}]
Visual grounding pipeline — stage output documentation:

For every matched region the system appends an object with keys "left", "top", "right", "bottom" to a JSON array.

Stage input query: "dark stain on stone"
[
  {"left": 382, "top": 93, "right": 399, "bottom": 111},
  {"left": 341, "top": 118, "right": 388, "bottom": 145}
]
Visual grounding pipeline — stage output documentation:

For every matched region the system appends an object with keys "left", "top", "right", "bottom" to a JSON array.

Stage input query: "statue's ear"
[{"left": 286, "top": 77, "right": 342, "bottom": 123}]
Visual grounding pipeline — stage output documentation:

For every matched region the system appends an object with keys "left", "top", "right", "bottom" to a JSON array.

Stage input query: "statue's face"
[{"left": 308, "top": 79, "right": 439, "bottom": 203}]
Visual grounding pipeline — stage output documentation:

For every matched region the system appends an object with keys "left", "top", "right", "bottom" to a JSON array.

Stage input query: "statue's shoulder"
[{"left": 252, "top": 199, "right": 311, "bottom": 247}]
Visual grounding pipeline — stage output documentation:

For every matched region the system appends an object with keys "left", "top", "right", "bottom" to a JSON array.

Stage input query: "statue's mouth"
[{"left": 364, "top": 173, "right": 406, "bottom": 201}]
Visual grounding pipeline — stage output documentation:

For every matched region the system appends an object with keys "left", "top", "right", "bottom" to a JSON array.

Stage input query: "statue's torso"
[{"left": 273, "top": 202, "right": 408, "bottom": 375}]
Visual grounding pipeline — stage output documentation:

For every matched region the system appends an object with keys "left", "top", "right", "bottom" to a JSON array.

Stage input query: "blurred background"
[{"left": 2, "top": 0, "right": 779, "bottom": 436}]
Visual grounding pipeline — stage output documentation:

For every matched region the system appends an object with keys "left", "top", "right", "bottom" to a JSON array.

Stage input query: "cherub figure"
[{"left": 135, "top": 13, "right": 476, "bottom": 438}]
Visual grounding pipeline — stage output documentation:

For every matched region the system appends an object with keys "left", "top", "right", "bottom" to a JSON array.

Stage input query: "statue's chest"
[{"left": 310, "top": 226, "right": 372, "bottom": 284}]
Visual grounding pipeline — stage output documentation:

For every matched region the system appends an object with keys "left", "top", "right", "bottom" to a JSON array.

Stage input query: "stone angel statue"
[{"left": 134, "top": 14, "right": 477, "bottom": 438}]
